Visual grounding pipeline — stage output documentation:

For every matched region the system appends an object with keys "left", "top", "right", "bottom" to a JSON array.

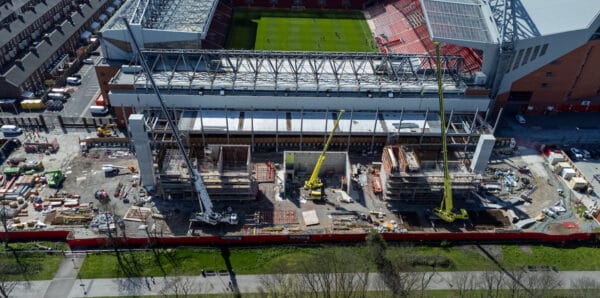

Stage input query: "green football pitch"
[{"left": 225, "top": 9, "right": 378, "bottom": 52}]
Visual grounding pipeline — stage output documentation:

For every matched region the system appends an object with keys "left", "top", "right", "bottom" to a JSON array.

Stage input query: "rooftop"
[
  {"left": 111, "top": 49, "right": 469, "bottom": 94},
  {"left": 103, "top": 0, "right": 217, "bottom": 33},
  {"left": 170, "top": 110, "right": 491, "bottom": 136},
  {"left": 421, "top": 0, "right": 499, "bottom": 44}
]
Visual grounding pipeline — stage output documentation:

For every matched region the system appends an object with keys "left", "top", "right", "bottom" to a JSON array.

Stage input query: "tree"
[
  {"left": 478, "top": 270, "right": 505, "bottom": 298},
  {"left": 502, "top": 267, "right": 529, "bottom": 298},
  {"left": 366, "top": 230, "right": 422, "bottom": 297},
  {"left": 260, "top": 248, "right": 370, "bottom": 298},
  {"left": 570, "top": 276, "right": 600, "bottom": 297},
  {"left": 451, "top": 272, "right": 477, "bottom": 298},
  {"left": 160, "top": 275, "right": 197, "bottom": 298},
  {"left": 525, "top": 270, "right": 563, "bottom": 298},
  {"left": 0, "top": 206, "right": 9, "bottom": 249}
]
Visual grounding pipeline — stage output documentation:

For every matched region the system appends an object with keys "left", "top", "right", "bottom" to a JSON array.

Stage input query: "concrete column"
[
  {"left": 128, "top": 114, "right": 156, "bottom": 190},
  {"left": 471, "top": 134, "right": 496, "bottom": 174}
]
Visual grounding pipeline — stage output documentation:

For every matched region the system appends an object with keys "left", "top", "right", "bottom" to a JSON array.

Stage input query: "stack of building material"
[
  {"left": 547, "top": 152, "right": 565, "bottom": 165},
  {"left": 554, "top": 162, "right": 571, "bottom": 174},
  {"left": 569, "top": 177, "right": 587, "bottom": 190}
]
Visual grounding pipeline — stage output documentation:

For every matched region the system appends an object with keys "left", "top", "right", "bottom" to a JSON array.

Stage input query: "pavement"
[{"left": 8, "top": 255, "right": 600, "bottom": 298}]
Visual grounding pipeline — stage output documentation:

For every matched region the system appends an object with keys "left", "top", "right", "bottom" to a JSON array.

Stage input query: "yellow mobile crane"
[
  {"left": 304, "top": 109, "right": 345, "bottom": 198},
  {"left": 432, "top": 42, "right": 469, "bottom": 222}
]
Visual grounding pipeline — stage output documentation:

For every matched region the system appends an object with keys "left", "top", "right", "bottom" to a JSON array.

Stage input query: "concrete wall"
[{"left": 284, "top": 151, "right": 348, "bottom": 177}]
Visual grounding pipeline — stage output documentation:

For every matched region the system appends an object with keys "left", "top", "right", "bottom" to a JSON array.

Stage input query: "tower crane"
[
  {"left": 304, "top": 110, "right": 345, "bottom": 198},
  {"left": 432, "top": 42, "right": 469, "bottom": 223},
  {"left": 122, "top": 19, "right": 237, "bottom": 225}
]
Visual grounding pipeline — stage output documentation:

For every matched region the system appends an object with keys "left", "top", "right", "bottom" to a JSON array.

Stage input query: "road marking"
[{"left": 79, "top": 88, "right": 101, "bottom": 118}]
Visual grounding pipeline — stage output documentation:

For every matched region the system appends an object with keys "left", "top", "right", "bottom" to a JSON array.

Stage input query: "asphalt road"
[{"left": 496, "top": 112, "right": 600, "bottom": 146}]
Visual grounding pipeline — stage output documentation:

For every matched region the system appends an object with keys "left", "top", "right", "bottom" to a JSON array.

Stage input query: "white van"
[
  {"left": 90, "top": 105, "right": 109, "bottom": 116},
  {"left": 1, "top": 125, "right": 22, "bottom": 135},
  {"left": 47, "top": 92, "right": 66, "bottom": 101}
]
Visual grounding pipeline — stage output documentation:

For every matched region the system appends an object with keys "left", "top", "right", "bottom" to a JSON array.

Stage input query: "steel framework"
[{"left": 125, "top": 49, "right": 469, "bottom": 93}]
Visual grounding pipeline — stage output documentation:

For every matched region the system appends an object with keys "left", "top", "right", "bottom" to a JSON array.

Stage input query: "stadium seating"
[
  {"left": 365, "top": 0, "right": 482, "bottom": 71},
  {"left": 204, "top": 0, "right": 233, "bottom": 49}
]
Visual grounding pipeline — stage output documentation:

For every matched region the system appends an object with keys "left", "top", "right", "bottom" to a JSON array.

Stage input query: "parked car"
[
  {"left": 582, "top": 149, "right": 591, "bottom": 159},
  {"left": 515, "top": 114, "right": 526, "bottom": 124},
  {"left": 83, "top": 58, "right": 94, "bottom": 64},
  {"left": 570, "top": 147, "right": 583, "bottom": 160},
  {"left": 66, "top": 77, "right": 81, "bottom": 85}
]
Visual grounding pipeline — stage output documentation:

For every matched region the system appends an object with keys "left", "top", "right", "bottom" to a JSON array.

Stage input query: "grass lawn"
[
  {"left": 502, "top": 245, "right": 600, "bottom": 270},
  {"left": 226, "top": 9, "right": 377, "bottom": 52},
  {"left": 0, "top": 241, "right": 67, "bottom": 280}
]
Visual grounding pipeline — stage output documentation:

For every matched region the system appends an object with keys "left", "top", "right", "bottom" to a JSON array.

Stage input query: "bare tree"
[
  {"left": 570, "top": 276, "right": 600, "bottom": 298},
  {"left": 451, "top": 272, "right": 477, "bottom": 298},
  {"left": 297, "top": 248, "right": 370, "bottom": 298},
  {"left": 525, "top": 271, "right": 563, "bottom": 298},
  {"left": 0, "top": 206, "right": 10, "bottom": 249},
  {"left": 479, "top": 270, "right": 505, "bottom": 298},
  {"left": 159, "top": 275, "right": 198, "bottom": 298},
  {"left": 259, "top": 263, "right": 305, "bottom": 298},
  {"left": 502, "top": 267, "right": 529, "bottom": 298},
  {"left": 0, "top": 272, "right": 17, "bottom": 298}
]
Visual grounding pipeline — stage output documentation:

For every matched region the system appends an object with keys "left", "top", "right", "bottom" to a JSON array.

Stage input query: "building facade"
[{"left": 0, "top": 0, "right": 122, "bottom": 98}]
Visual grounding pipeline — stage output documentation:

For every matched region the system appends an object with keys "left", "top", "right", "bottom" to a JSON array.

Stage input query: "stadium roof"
[
  {"left": 104, "top": 0, "right": 217, "bottom": 33},
  {"left": 507, "top": 0, "right": 599, "bottom": 37},
  {"left": 421, "top": 0, "right": 499, "bottom": 44},
  {"left": 112, "top": 49, "right": 469, "bottom": 94}
]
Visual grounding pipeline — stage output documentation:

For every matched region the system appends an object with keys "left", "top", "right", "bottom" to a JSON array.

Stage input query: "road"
[{"left": 496, "top": 112, "right": 600, "bottom": 146}]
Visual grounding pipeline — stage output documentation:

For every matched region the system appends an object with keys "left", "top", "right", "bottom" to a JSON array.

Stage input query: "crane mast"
[
  {"left": 122, "top": 18, "right": 236, "bottom": 225},
  {"left": 304, "top": 110, "right": 345, "bottom": 198},
  {"left": 432, "top": 42, "right": 469, "bottom": 223}
]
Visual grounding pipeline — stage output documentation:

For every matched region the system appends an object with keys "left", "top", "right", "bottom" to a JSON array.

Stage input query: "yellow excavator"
[
  {"left": 432, "top": 42, "right": 469, "bottom": 222},
  {"left": 97, "top": 123, "right": 117, "bottom": 137},
  {"left": 304, "top": 109, "right": 345, "bottom": 199}
]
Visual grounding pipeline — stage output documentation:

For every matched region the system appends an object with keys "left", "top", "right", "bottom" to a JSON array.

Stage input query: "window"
[
  {"left": 508, "top": 91, "right": 533, "bottom": 102},
  {"left": 512, "top": 49, "right": 524, "bottom": 70},
  {"left": 541, "top": 83, "right": 548, "bottom": 88},
  {"left": 521, "top": 47, "right": 532, "bottom": 66},
  {"left": 540, "top": 44, "right": 549, "bottom": 56},
  {"left": 545, "top": 72, "right": 553, "bottom": 77}
]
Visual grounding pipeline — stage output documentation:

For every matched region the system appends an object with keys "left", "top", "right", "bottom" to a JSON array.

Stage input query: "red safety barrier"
[{"left": 0, "top": 230, "right": 70, "bottom": 241}]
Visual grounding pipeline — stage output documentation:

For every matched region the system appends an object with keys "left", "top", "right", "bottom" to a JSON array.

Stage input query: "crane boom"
[
  {"left": 304, "top": 110, "right": 345, "bottom": 195},
  {"left": 432, "top": 42, "right": 468, "bottom": 223},
  {"left": 122, "top": 18, "right": 235, "bottom": 225}
]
